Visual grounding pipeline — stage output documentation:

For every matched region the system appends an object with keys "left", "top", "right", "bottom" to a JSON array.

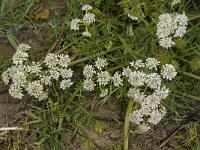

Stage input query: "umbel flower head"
[
  {"left": 82, "top": 58, "right": 109, "bottom": 92},
  {"left": 127, "top": 13, "right": 138, "bottom": 21},
  {"left": 82, "top": 57, "right": 123, "bottom": 97},
  {"left": 171, "top": 0, "right": 181, "bottom": 7},
  {"left": 70, "top": 4, "right": 95, "bottom": 37},
  {"left": 122, "top": 57, "right": 177, "bottom": 132},
  {"left": 82, "top": 56, "right": 176, "bottom": 132},
  {"left": 70, "top": 18, "right": 81, "bottom": 30},
  {"left": 83, "top": 13, "right": 95, "bottom": 25},
  {"left": 2, "top": 43, "right": 74, "bottom": 101},
  {"left": 156, "top": 12, "right": 188, "bottom": 49},
  {"left": 82, "top": 5, "right": 93, "bottom": 11}
]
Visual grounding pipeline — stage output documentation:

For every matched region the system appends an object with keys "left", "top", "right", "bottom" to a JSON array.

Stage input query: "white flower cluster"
[
  {"left": 83, "top": 57, "right": 124, "bottom": 97},
  {"left": 70, "top": 4, "right": 95, "bottom": 37},
  {"left": 83, "top": 57, "right": 110, "bottom": 94},
  {"left": 82, "top": 5, "right": 93, "bottom": 11},
  {"left": 122, "top": 58, "right": 177, "bottom": 132},
  {"left": 126, "top": 2, "right": 145, "bottom": 22},
  {"left": 171, "top": 0, "right": 181, "bottom": 7},
  {"left": 83, "top": 64, "right": 96, "bottom": 91},
  {"left": 156, "top": 12, "right": 188, "bottom": 49},
  {"left": 3, "top": 47, "right": 177, "bottom": 132},
  {"left": 127, "top": 12, "right": 139, "bottom": 21},
  {"left": 82, "top": 57, "right": 176, "bottom": 132},
  {"left": 2, "top": 43, "right": 73, "bottom": 100}
]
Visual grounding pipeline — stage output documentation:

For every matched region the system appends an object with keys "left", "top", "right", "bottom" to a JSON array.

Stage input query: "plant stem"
[
  {"left": 58, "top": 83, "right": 82, "bottom": 130},
  {"left": 175, "top": 91, "right": 200, "bottom": 102},
  {"left": 124, "top": 99, "right": 134, "bottom": 150},
  {"left": 182, "top": 71, "right": 200, "bottom": 80},
  {"left": 68, "top": 45, "right": 123, "bottom": 66}
]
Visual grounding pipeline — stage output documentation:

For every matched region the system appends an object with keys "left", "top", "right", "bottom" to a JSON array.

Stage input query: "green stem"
[
  {"left": 176, "top": 91, "right": 200, "bottom": 102},
  {"left": 58, "top": 83, "right": 82, "bottom": 129},
  {"left": 182, "top": 71, "right": 200, "bottom": 80},
  {"left": 124, "top": 99, "right": 134, "bottom": 150},
  {"left": 189, "top": 14, "right": 200, "bottom": 21},
  {"left": 68, "top": 45, "right": 123, "bottom": 66},
  {"left": 114, "top": 34, "right": 137, "bottom": 59},
  {"left": 108, "top": 63, "right": 129, "bottom": 72}
]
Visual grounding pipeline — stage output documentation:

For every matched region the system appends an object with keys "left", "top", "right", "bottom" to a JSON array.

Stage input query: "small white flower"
[
  {"left": 127, "top": 88, "right": 146, "bottom": 104},
  {"left": 128, "top": 71, "right": 146, "bottom": 87},
  {"left": 157, "top": 13, "right": 188, "bottom": 49},
  {"left": 159, "top": 37, "right": 175, "bottom": 49},
  {"left": 157, "top": 13, "right": 174, "bottom": 39},
  {"left": 100, "top": 88, "right": 108, "bottom": 97},
  {"left": 7, "top": 65, "right": 27, "bottom": 86},
  {"left": 44, "top": 53, "right": 58, "bottom": 68},
  {"left": 17, "top": 43, "right": 31, "bottom": 52},
  {"left": 82, "top": 31, "right": 91, "bottom": 37},
  {"left": 173, "top": 12, "right": 188, "bottom": 27},
  {"left": 2, "top": 70, "right": 10, "bottom": 85},
  {"left": 83, "top": 78, "right": 96, "bottom": 91},
  {"left": 82, "top": 5, "right": 93, "bottom": 11},
  {"left": 130, "top": 59, "right": 145, "bottom": 69},
  {"left": 126, "top": 25, "right": 134, "bottom": 36},
  {"left": 124, "top": 58, "right": 175, "bottom": 129},
  {"left": 57, "top": 54, "right": 70, "bottom": 68},
  {"left": 161, "top": 64, "right": 177, "bottom": 80},
  {"left": 130, "top": 109, "right": 144, "bottom": 125},
  {"left": 11, "top": 70, "right": 27, "bottom": 87},
  {"left": 12, "top": 51, "right": 28, "bottom": 65},
  {"left": 137, "top": 123, "right": 150, "bottom": 133},
  {"left": 148, "top": 109, "right": 163, "bottom": 125},
  {"left": 143, "top": 94, "right": 161, "bottom": 111},
  {"left": 83, "top": 65, "right": 96, "bottom": 79},
  {"left": 49, "top": 68, "right": 60, "bottom": 80},
  {"left": 8, "top": 65, "right": 24, "bottom": 78},
  {"left": 83, "top": 13, "right": 95, "bottom": 25},
  {"left": 174, "top": 25, "right": 187, "bottom": 37},
  {"left": 38, "top": 91, "right": 48, "bottom": 101},
  {"left": 140, "top": 101, "right": 154, "bottom": 116},
  {"left": 145, "top": 58, "right": 160, "bottom": 70},
  {"left": 27, "top": 81, "right": 44, "bottom": 99},
  {"left": 40, "top": 75, "right": 52, "bottom": 85},
  {"left": 97, "top": 71, "right": 110, "bottom": 86},
  {"left": 70, "top": 18, "right": 81, "bottom": 30},
  {"left": 112, "top": 72, "right": 123, "bottom": 87},
  {"left": 122, "top": 66, "right": 132, "bottom": 77},
  {"left": 127, "top": 13, "right": 139, "bottom": 21},
  {"left": 60, "top": 68, "right": 73, "bottom": 79},
  {"left": 145, "top": 73, "right": 161, "bottom": 89},
  {"left": 9, "top": 84, "right": 24, "bottom": 99},
  {"left": 95, "top": 57, "right": 108, "bottom": 70},
  {"left": 154, "top": 86, "right": 169, "bottom": 100},
  {"left": 60, "top": 79, "right": 73, "bottom": 90},
  {"left": 27, "top": 61, "right": 42, "bottom": 74},
  {"left": 174, "top": 13, "right": 188, "bottom": 38},
  {"left": 171, "top": 0, "right": 181, "bottom": 7}
]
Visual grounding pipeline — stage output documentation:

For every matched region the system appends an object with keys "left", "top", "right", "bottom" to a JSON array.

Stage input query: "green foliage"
[{"left": 0, "top": 0, "right": 200, "bottom": 149}]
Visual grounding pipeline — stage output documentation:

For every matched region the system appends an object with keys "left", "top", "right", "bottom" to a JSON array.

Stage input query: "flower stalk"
[{"left": 124, "top": 99, "right": 134, "bottom": 150}]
